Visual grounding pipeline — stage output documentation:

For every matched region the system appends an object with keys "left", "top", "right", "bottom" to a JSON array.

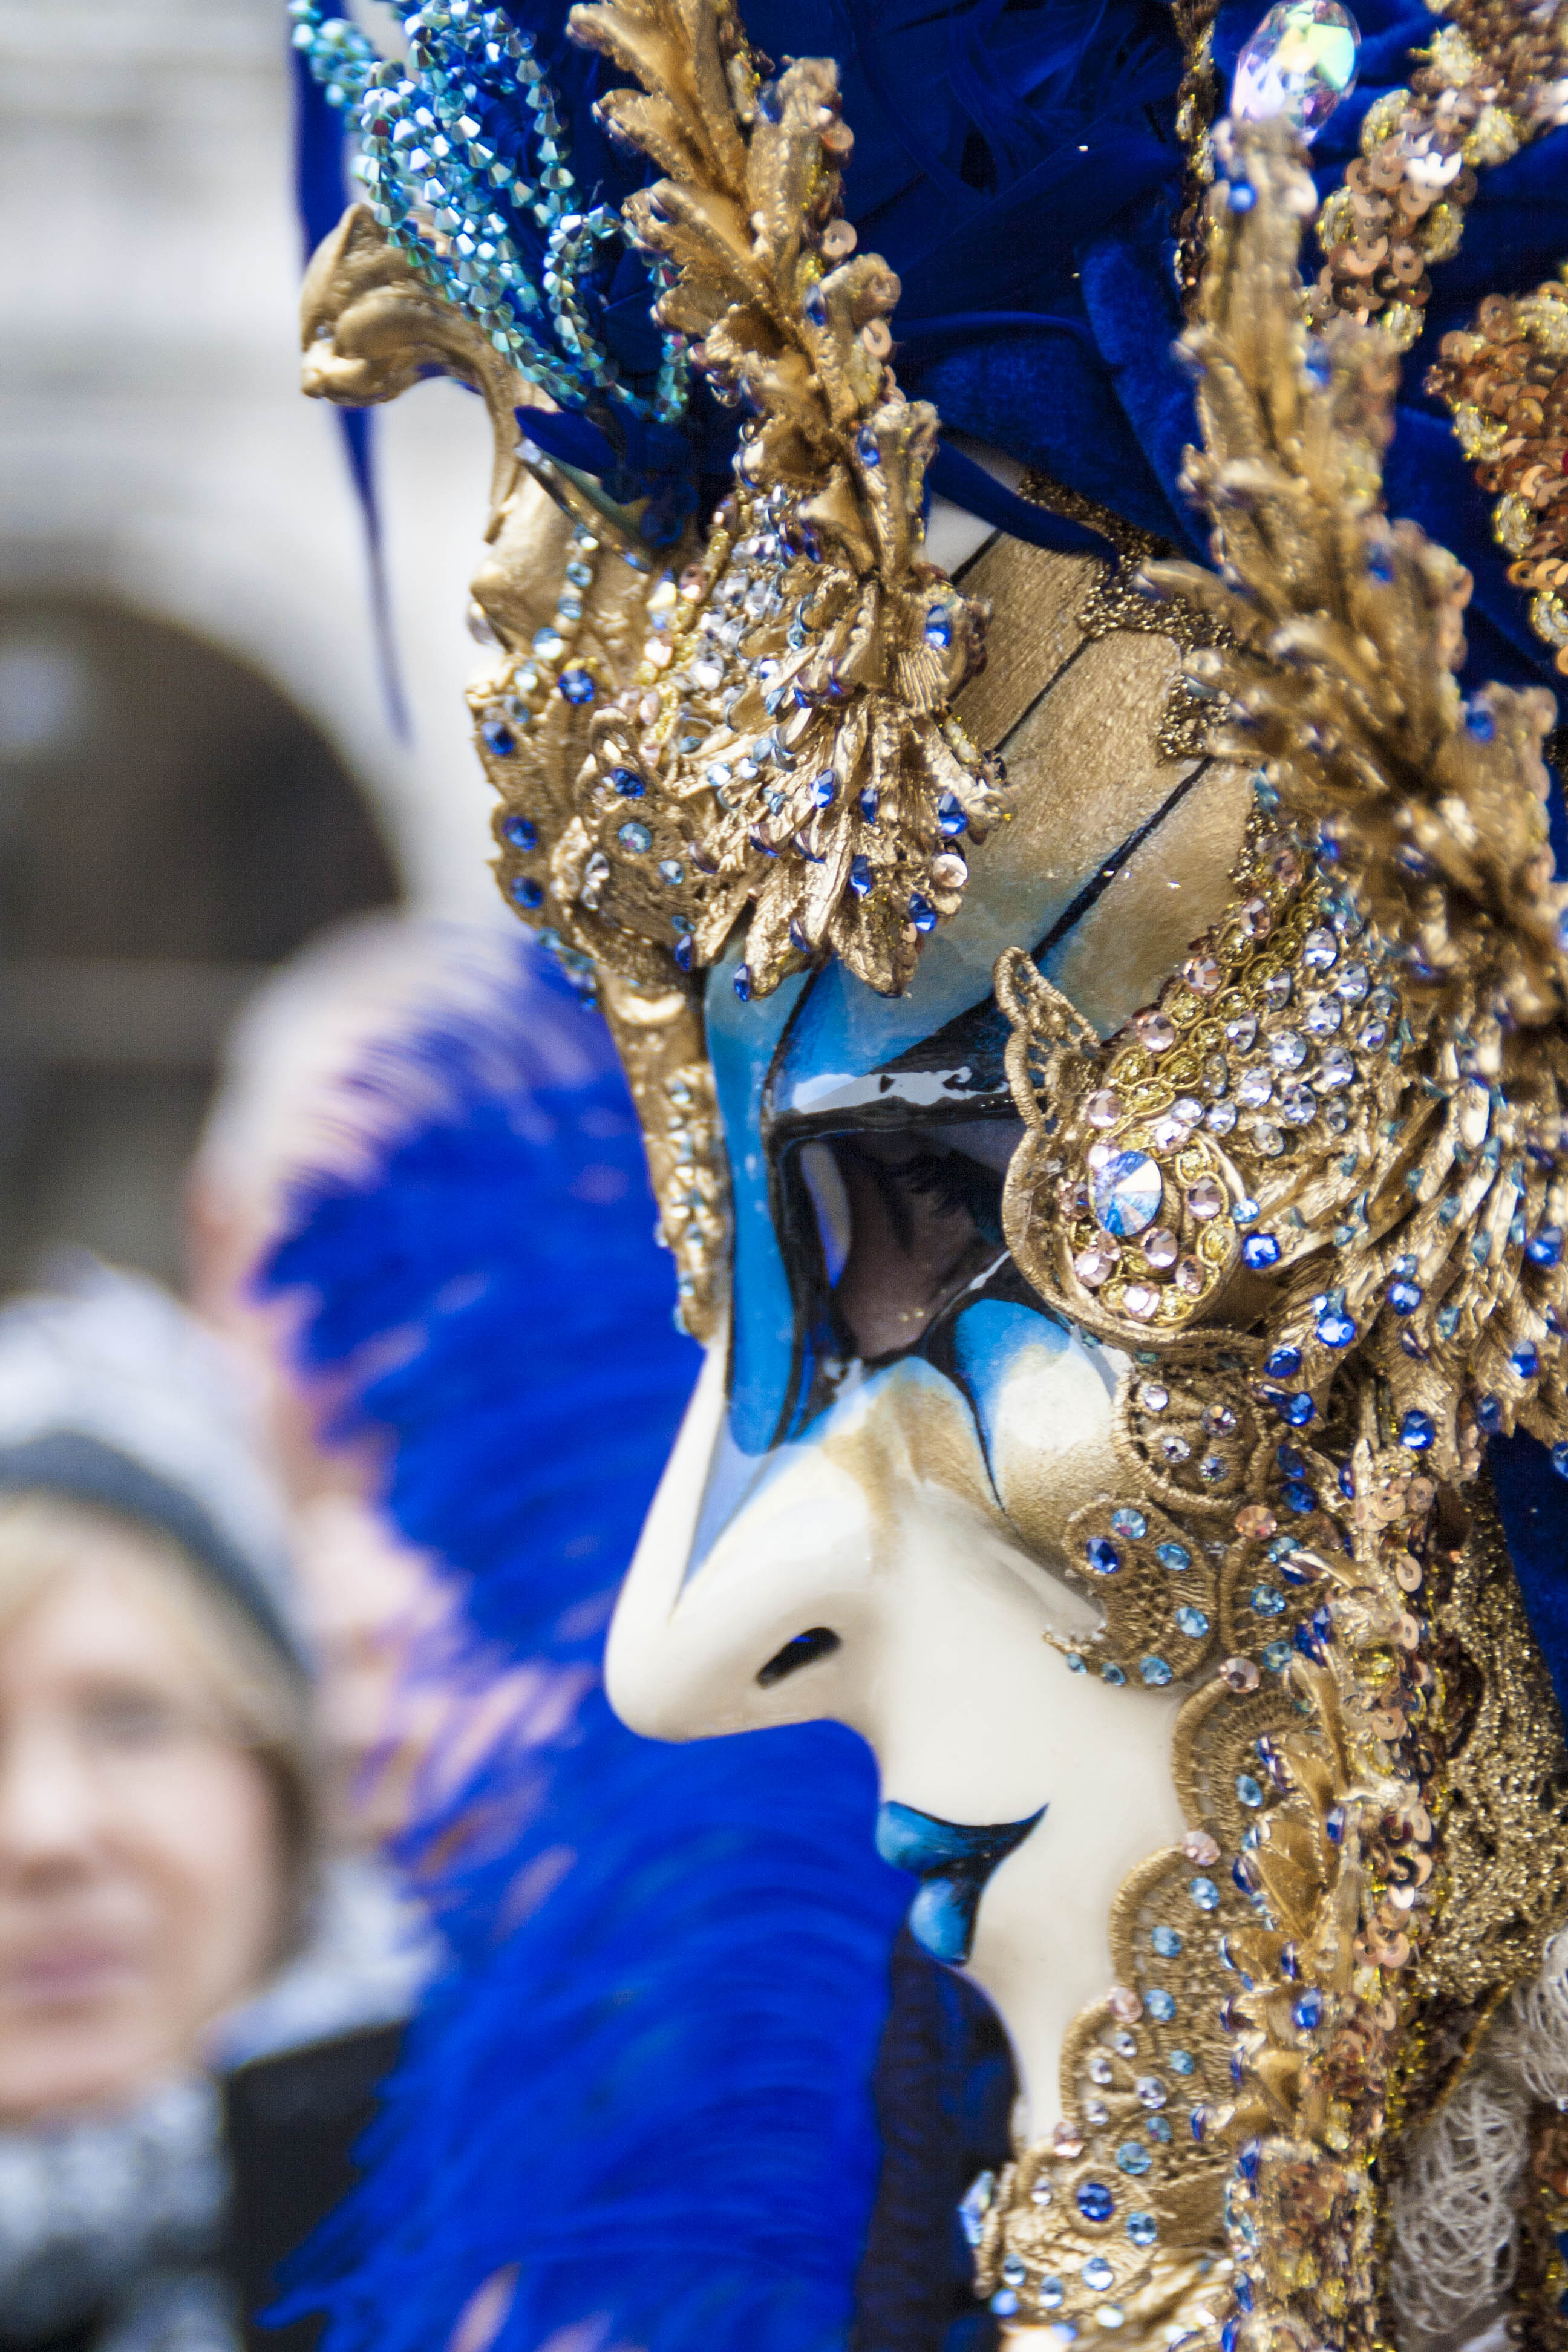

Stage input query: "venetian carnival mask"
[{"left": 293, "top": 2, "right": 1568, "bottom": 2348}]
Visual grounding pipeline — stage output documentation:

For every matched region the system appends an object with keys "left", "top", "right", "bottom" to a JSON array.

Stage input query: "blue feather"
[{"left": 260, "top": 942, "right": 912, "bottom": 2352}]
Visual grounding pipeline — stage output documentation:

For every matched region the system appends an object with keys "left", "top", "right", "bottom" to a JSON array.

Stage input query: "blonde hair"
[{"left": 0, "top": 1489, "right": 319, "bottom": 1932}]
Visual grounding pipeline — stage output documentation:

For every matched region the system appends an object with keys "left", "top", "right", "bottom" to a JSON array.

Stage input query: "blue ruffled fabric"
[{"left": 260, "top": 944, "right": 914, "bottom": 2352}]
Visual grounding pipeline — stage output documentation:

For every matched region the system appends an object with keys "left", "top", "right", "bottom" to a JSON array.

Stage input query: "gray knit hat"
[{"left": 0, "top": 1257, "right": 307, "bottom": 1676}]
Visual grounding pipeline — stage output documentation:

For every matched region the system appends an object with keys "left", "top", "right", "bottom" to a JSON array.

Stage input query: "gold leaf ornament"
[{"left": 561, "top": 0, "right": 1007, "bottom": 999}]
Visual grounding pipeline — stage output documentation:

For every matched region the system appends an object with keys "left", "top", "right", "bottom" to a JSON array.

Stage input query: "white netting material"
[{"left": 1390, "top": 1933, "right": 1568, "bottom": 2348}]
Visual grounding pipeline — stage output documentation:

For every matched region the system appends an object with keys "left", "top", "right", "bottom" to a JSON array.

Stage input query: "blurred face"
[{"left": 0, "top": 1537, "right": 288, "bottom": 2119}]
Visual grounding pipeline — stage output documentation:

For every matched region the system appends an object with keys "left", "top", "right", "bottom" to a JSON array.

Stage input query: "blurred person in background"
[{"left": 0, "top": 1261, "right": 395, "bottom": 2352}]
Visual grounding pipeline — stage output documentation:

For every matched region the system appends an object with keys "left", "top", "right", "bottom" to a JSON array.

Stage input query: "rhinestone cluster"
[
  {"left": 290, "top": 0, "right": 690, "bottom": 425},
  {"left": 1040, "top": 786, "right": 1400, "bottom": 1336}
]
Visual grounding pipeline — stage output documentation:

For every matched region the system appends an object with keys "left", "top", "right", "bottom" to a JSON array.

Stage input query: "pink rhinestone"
[
  {"left": 1220, "top": 1656, "right": 1263, "bottom": 1693},
  {"left": 1184, "top": 952, "right": 1225, "bottom": 996},
  {"left": 1186, "top": 1177, "right": 1224, "bottom": 1221},
  {"left": 1239, "top": 897, "right": 1273, "bottom": 940},
  {"left": 1108, "top": 1985, "right": 1143, "bottom": 2024},
  {"left": 1059, "top": 1179, "right": 1091, "bottom": 1218},
  {"left": 1181, "top": 1829, "right": 1221, "bottom": 1865},
  {"left": 1273, "top": 848, "right": 1304, "bottom": 886},
  {"left": 1123, "top": 1283, "right": 1160, "bottom": 1321},
  {"left": 1135, "top": 1011, "right": 1177, "bottom": 1053},
  {"left": 1151, "top": 1114, "right": 1187, "bottom": 1151},
  {"left": 1086, "top": 1089, "right": 1123, "bottom": 1128},
  {"left": 1087, "top": 1142, "right": 1112, "bottom": 1171},
  {"left": 1175, "top": 1256, "right": 1206, "bottom": 1295},
  {"left": 1235, "top": 1504, "right": 1278, "bottom": 1539},
  {"left": 1075, "top": 1243, "right": 1119, "bottom": 1288},
  {"left": 1051, "top": 2121, "right": 1085, "bottom": 2157},
  {"left": 1143, "top": 1228, "right": 1178, "bottom": 1271}
]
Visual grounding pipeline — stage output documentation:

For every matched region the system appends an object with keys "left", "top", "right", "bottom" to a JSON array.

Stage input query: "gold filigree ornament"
[{"left": 969, "top": 120, "right": 1568, "bottom": 2352}]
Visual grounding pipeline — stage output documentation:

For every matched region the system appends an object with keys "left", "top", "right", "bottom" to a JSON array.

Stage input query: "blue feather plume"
[{"left": 259, "top": 939, "right": 912, "bottom": 2352}]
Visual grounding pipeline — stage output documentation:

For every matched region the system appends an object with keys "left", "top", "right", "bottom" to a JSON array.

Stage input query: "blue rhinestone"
[
  {"left": 989, "top": 2290, "right": 1018, "bottom": 2319},
  {"left": 1235, "top": 2276, "right": 1255, "bottom": 2316},
  {"left": 1142, "top": 1656, "right": 1173, "bottom": 1687},
  {"left": 855, "top": 425, "right": 881, "bottom": 466},
  {"left": 610, "top": 766, "right": 645, "bottom": 797},
  {"left": 1514, "top": 1344, "right": 1540, "bottom": 1380},
  {"left": 1127, "top": 2213, "right": 1158, "bottom": 2247},
  {"left": 1076, "top": 2182, "right": 1116, "bottom": 2224},
  {"left": 1191, "top": 2109, "right": 1208, "bottom": 2143},
  {"left": 673, "top": 936, "right": 694, "bottom": 973},
  {"left": 1190, "top": 1877, "right": 1220, "bottom": 1910},
  {"left": 1221, "top": 2322, "right": 1240, "bottom": 2352},
  {"left": 1151, "top": 1925, "right": 1183, "bottom": 1958},
  {"left": 924, "top": 606, "right": 953, "bottom": 648},
  {"left": 1242, "top": 1233, "right": 1281, "bottom": 1271},
  {"left": 1316, "top": 1307, "right": 1356, "bottom": 1347},
  {"left": 1553, "top": 1443, "right": 1568, "bottom": 1480},
  {"left": 658, "top": 859, "right": 684, "bottom": 886},
  {"left": 531, "top": 625, "right": 565, "bottom": 659},
  {"left": 1168, "top": 2047, "right": 1194, "bottom": 2075},
  {"left": 618, "top": 821, "right": 652, "bottom": 854},
  {"left": 1156, "top": 1541, "right": 1191, "bottom": 1572},
  {"left": 1174, "top": 1605, "right": 1209, "bottom": 1637},
  {"left": 1085, "top": 1536, "right": 1121, "bottom": 1576},
  {"left": 1102, "top": 1663, "right": 1127, "bottom": 1686},
  {"left": 1388, "top": 1278, "right": 1422, "bottom": 1313},
  {"left": 733, "top": 965, "right": 751, "bottom": 1002},
  {"left": 1082, "top": 2257, "right": 1115, "bottom": 2291},
  {"left": 509, "top": 875, "right": 543, "bottom": 909},
  {"left": 1528, "top": 1227, "right": 1563, "bottom": 1268},
  {"left": 1292, "top": 1988, "right": 1322, "bottom": 2031},
  {"left": 558, "top": 667, "right": 595, "bottom": 703},
  {"left": 756, "top": 80, "right": 783, "bottom": 121},
  {"left": 1146, "top": 1989, "right": 1176, "bottom": 2022},
  {"left": 481, "top": 719, "right": 515, "bottom": 757},
  {"left": 501, "top": 814, "right": 537, "bottom": 850},
  {"left": 1252, "top": 1585, "right": 1285, "bottom": 1617},
  {"left": 1283, "top": 1481, "right": 1315, "bottom": 1515},
  {"left": 803, "top": 286, "right": 827, "bottom": 327},
  {"left": 1111, "top": 1508, "right": 1148, "bottom": 1538},
  {"left": 909, "top": 893, "right": 938, "bottom": 933},
  {"left": 1276, "top": 1445, "right": 1304, "bottom": 1475},
  {"left": 1236, "top": 1773, "right": 1264, "bottom": 1808},
  {"left": 849, "top": 855, "right": 873, "bottom": 898},
  {"left": 1436, "top": 1305, "right": 1461, "bottom": 1339},
  {"left": 1400, "top": 1410, "right": 1434, "bottom": 1452},
  {"left": 1466, "top": 701, "right": 1496, "bottom": 742},
  {"left": 1238, "top": 2140, "right": 1261, "bottom": 2183},
  {"left": 1065, "top": 1652, "right": 1087, "bottom": 1673},
  {"left": 1227, "top": 179, "right": 1256, "bottom": 211},
  {"left": 1281, "top": 1392, "right": 1316, "bottom": 1426},
  {"left": 1367, "top": 543, "right": 1394, "bottom": 583},
  {"left": 1116, "top": 2141, "right": 1152, "bottom": 2176},
  {"left": 1264, "top": 1345, "right": 1301, "bottom": 1379},
  {"left": 858, "top": 786, "right": 879, "bottom": 822},
  {"left": 810, "top": 769, "right": 837, "bottom": 808},
  {"left": 938, "top": 792, "right": 967, "bottom": 836},
  {"left": 1475, "top": 1393, "right": 1503, "bottom": 1435}
]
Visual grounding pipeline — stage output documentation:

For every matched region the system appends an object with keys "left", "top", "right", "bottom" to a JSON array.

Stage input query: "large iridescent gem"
[
  {"left": 1091, "top": 1149, "right": 1163, "bottom": 1240},
  {"left": 1233, "top": 0, "right": 1360, "bottom": 142}
]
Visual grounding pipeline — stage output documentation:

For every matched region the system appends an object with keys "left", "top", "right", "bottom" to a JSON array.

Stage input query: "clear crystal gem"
[
  {"left": 1233, "top": 0, "right": 1361, "bottom": 143},
  {"left": 1093, "top": 1151, "right": 1164, "bottom": 1238}
]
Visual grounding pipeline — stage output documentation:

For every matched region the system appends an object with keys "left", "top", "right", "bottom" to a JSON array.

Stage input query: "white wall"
[{"left": 0, "top": 0, "right": 504, "bottom": 913}]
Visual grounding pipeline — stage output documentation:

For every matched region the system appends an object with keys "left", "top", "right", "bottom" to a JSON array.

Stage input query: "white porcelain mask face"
[{"left": 609, "top": 563, "right": 1252, "bottom": 2124}]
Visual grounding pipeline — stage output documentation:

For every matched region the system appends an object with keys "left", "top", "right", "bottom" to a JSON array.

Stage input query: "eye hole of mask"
[{"left": 794, "top": 1122, "right": 1022, "bottom": 1364}]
